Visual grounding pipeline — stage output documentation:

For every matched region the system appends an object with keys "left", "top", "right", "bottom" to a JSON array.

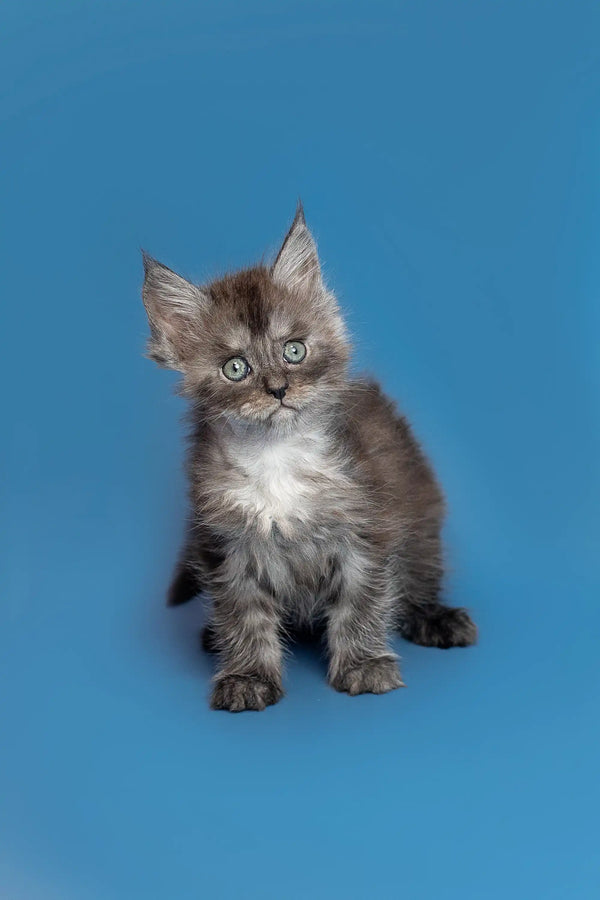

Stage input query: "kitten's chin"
[
  {"left": 223, "top": 404, "right": 301, "bottom": 436},
  {"left": 254, "top": 400, "right": 301, "bottom": 424},
  {"left": 267, "top": 404, "right": 300, "bottom": 433}
]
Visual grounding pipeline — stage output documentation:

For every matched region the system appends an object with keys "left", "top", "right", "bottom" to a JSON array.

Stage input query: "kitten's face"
[{"left": 142, "top": 206, "right": 349, "bottom": 432}]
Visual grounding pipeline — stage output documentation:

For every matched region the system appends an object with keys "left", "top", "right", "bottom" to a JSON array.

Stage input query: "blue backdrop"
[{"left": 1, "top": 2, "right": 599, "bottom": 898}]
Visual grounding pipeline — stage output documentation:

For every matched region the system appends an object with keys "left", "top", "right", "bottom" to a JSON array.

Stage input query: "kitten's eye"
[
  {"left": 222, "top": 356, "right": 250, "bottom": 381},
  {"left": 283, "top": 340, "right": 307, "bottom": 364}
]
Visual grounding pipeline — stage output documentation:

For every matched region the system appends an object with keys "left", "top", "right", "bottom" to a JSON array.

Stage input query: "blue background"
[{"left": 1, "top": 2, "right": 599, "bottom": 898}]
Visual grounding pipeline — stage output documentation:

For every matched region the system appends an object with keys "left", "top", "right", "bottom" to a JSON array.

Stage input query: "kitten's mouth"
[{"left": 269, "top": 401, "right": 299, "bottom": 418}]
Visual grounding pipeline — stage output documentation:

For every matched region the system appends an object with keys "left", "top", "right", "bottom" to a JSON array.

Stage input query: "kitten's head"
[{"left": 141, "top": 204, "right": 349, "bottom": 432}]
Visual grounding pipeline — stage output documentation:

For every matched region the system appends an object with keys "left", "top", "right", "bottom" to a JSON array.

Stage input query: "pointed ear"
[
  {"left": 141, "top": 252, "right": 209, "bottom": 369},
  {"left": 272, "top": 202, "right": 324, "bottom": 296}
]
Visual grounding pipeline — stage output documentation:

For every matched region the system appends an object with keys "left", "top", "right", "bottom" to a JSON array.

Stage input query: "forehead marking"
[{"left": 243, "top": 279, "right": 270, "bottom": 335}]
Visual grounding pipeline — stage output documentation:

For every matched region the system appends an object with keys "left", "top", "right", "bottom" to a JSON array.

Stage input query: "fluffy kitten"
[{"left": 142, "top": 203, "right": 477, "bottom": 712}]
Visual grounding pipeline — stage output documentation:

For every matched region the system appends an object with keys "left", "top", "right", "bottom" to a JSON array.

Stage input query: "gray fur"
[{"left": 142, "top": 205, "right": 477, "bottom": 712}]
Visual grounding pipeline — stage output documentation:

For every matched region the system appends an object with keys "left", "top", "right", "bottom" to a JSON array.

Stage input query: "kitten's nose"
[{"left": 265, "top": 380, "right": 289, "bottom": 401}]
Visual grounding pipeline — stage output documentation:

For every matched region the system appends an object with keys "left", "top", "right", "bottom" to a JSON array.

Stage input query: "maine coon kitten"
[{"left": 141, "top": 203, "right": 477, "bottom": 712}]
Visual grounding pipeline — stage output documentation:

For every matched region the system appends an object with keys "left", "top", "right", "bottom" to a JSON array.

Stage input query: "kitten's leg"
[
  {"left": 167, "top": 561, "right": 202, "bottom": 606},
  {"left": 327, "top": 554, "right": 403, "bottom": 696},
  {"left": 167, "top": 523, "right": 225, "bottom": 607},
  {"left": 210, "top": 584, "right": 284, "bottom": 712},
  {"left": 166, "top": 522, "right": 204, "bottom": 606},
  {"left": 395, "top": 532, "right": 477, "bottom": 648}
]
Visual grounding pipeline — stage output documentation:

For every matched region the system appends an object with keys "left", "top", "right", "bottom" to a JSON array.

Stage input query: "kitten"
[{"left": 141, "top": 203, "right": 477, "bottom": 712}]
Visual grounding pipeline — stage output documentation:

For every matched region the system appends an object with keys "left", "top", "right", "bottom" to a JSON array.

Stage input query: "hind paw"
[{"left": 401, "top": 606, "right": 477, "bottom": 649}]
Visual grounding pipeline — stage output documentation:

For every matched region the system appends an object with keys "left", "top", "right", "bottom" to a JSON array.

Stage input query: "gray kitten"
[{"left": 142, "top": 204, "right": 477, "bottom": 712}]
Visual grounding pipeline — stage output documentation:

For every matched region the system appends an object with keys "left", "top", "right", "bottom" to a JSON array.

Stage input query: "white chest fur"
[{"left": 220, "top": 427, "right": 339, "bottom": 536}]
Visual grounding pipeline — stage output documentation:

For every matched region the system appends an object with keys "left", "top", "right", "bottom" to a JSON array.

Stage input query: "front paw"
[
  {"left": 210, "top": 674, "right": 284, "bottom": 712},
  {"left": 331, "top": 656, "right": 404, "bottom": 696}
]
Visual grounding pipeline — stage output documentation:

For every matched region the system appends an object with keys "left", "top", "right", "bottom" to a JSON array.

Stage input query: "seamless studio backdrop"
[{"left": 1, "top": 2, "right": 599, "bottom": 899}]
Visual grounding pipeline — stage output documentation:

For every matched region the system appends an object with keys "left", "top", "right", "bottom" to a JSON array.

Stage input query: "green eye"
[
  {"left": 222, "top": 356, "right": 250, "bottom": 381},
  {"left": 283, "top": 340, "right": 307, "bottom": 364}
]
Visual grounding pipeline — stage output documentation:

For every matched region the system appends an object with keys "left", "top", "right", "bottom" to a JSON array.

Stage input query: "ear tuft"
[
  {"left": 141, "top": 252, "right": 208, "bottom": 370},
  {"left": 271, "top": 203, "right": 323, "bottom": 296},
  {"left": 293, "top": 198, "right": 306, "bottom": 226}
]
